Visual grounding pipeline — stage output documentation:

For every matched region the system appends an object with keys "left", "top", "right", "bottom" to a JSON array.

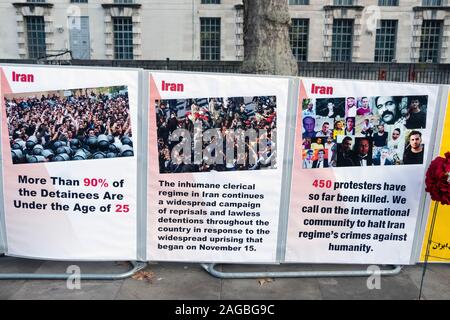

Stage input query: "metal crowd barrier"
[
  {"left": 0, "top": 67, "right": 447, "bottom": 282},
  {"left": 201, "top": 264, "right": 402, "bottom": 279},
  {"left": 0, "top": 255, "right": 147, "bottom": 280}
]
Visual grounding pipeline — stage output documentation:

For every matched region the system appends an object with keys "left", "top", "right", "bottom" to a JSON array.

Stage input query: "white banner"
[
  {"left": 147, "top": 72, "right": 290, "bottom": 263},
  {"left": 0, "top": 65, "right": 139, "bottom": 260},
  {"left": 0, "top": 223, "right": 5, "bottom": 254},
  {"left": 0, "top": 167, "right": 4, "bottom": 254},
  {"left": 285, "top": 78, "right": 439, "bottom": 264}
]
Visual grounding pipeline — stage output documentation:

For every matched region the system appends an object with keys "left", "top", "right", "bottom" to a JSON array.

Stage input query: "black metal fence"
[
  {"left": 297, "top": 62, "right": 450, "bottom": 84},
  {"left": 2, "top": 59, "right": 450, "bottom": 84}
]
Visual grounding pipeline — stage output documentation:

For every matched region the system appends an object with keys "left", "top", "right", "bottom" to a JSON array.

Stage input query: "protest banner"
[
  {"left": 146, "top": 72, "right": 291, "bottom": 263},
  {"left": 0, "top": 65, "right": 139, "bottom": 260},
  {"left": 285, "top": 78, "right": 440, "bottom": 264},
  {"left": 420, "top": 88, "right": 450, "bottom": 263},
  {"left": 0, "top": 220, "right": 4, "bottom": 255}
]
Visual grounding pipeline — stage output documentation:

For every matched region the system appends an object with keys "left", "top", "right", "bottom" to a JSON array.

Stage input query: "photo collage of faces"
[{"left": 301, "top": 95, "right": 428, "bottom": 169}]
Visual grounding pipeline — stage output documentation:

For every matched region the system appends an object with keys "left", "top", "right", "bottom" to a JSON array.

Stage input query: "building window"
[
  {"left": 420, "top": 20, "right": 443, "bottom": 63},
  {"left": 290, "top": 19, "right": 309, "bottom": 62},
  {"left": 374, "top": 20, "right": 397, "bottom": 62},
  {"left": 289, "top": 0, "right": 309, "bottom": 4},
  {"left": 114, "top": 0, "right": 134, "bottom": 4},
  {"left": 27, "top": 0, "right": 46, "bottom": 3},
  {"left": 69, "top": 16, "right": 91, "bottom": 59},
  {"left": 331, "top": 19, "right": 353, "bottom": 62},
  {"left": 113, "top": 17, "right": 133, "bottom": 60},
  {"left": 70, "top": 0, "right": 88, "bottom": 3},
  {"left": 422, "top": 0, "right": 443, "bottom": 5},
  {"left": 378, "top": 0, "right": 398, "bottom": 5},
  {"left": 201, "top": 0, "right": 220, "bottom": 3},
  {"left": 26, "top": 16, "right": 46, "bottom": 59},
  {"left": 200, "top": 17, "right": 221, "bottom": 61},
  {"left": 333, "top": 0, "right": 354, "bottom": 5}
]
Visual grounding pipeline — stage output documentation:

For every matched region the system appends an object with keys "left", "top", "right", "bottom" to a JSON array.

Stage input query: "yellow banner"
[{"left": 420, "top": 92, "right": 450, "bottom": 262}]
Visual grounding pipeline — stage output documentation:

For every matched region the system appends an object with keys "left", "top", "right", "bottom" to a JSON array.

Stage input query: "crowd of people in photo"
[
  {"left": 156, "top": 96, "right": 277, "bottom": 173},
  {"left": 301, "top": 95, "right": 428, "bottom": 169},
  {"left": 6, "top": 88, "right": 134, "bottom": 164}
]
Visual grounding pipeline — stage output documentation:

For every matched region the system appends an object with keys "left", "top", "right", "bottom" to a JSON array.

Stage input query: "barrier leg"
[
  {"left": 201, "top": 264, "right": 402, "bottom": 279},
  {"left": 0, "top": 258, "right": 147, "bottom": 280}
]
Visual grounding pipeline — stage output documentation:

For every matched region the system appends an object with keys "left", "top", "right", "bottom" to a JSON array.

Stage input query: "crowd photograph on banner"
[
  {"left": 155, "top": 95, "right": 277, "bottom": 173},
  {"left": 5, "top": 85, "right": 134, "bottom": 164},
  {"left": 301, "top": 95, "right": 428, "bottom": 168}
]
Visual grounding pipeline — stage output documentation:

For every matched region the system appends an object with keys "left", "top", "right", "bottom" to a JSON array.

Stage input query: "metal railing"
[{"left": 2, "top": 59, "right": 450, "bottom": 84}]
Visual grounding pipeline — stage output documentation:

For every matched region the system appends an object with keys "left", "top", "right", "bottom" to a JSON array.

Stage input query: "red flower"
[{"left": 425, "top": 152, "right": 450, "bottom": 205}]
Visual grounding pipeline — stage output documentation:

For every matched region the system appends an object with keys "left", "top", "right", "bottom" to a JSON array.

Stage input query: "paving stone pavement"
[{"left": 0, "top": 256, "right": 449, "bottom": 300}]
